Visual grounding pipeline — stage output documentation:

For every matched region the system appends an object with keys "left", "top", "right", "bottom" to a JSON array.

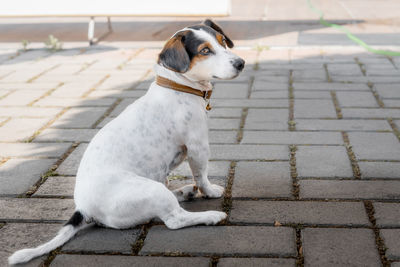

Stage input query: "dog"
[{"left": 9, "top": 19, "right": 245, "bottom": 265}]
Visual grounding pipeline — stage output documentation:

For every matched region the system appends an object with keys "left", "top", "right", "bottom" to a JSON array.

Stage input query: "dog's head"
[{"left": 158, "top": 19, "right": 245, "bottom": 81}]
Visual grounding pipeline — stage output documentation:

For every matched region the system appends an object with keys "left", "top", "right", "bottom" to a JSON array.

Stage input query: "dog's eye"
[{"left": 200, "top": 47, "right": 211, "bottom": 55}]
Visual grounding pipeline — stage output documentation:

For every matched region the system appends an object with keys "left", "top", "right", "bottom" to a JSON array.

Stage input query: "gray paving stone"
[
  {"left": 34, "top": 176, "right": 75, "bottom": 197},
  {"left": 51, "top": 107, "right": 108, "bottom": 128},
  {"left": 210, "top": 144, "right": 288, "bottom": 160},
  {"left": 296, "top": 146, "right": 353, "bottom": 178},
  {"left": 232, "top": 162, "right": 292, "bottom": 198},
  {"left": 213, "top": 83, "right": 249, "bottom": 98},
  {"left": 0, "top": 198, "right": 74, "bottom": 221},
  {"left": 295, "top": 119, "right": 391, "bottom": 131},
  {"left": 336, "top": 91, "right": 379, "bottom": 107},
  {"left": 293, "top": 91, "right": 331, "bottom": 99},
  {"left": 230, "top": 200, "right": 370, "bottom": 226},
  {"left": 327, "top": 63, "right": 363, "bottom": 76},
  {"left": 51, "top": 255, "right": 210, "bottom": 267},
  {"left": 244, "top": 121, "right": 289, "bottom": 130},
  {"left": 294, "top": 99, "right": 337, "bottom": 118},
  {"left": 359, "top": 162, "right": 400, "bottom": 179},
  {"left": 56, "top": 144, "right": 88, "bottom": 176},
  {"left": 218, "top": 258, "right": 296, "bottom": 267},
  {"left": 292, "top": 69, "right": 326, "bottom": 81},
  {"left": 383, "top": 99, "right": 400, "bottom": 107},
  {"left": 0, "top": 142, "right": 70, "bottom": 158},
  {"left": 50, "top": 82, "right": 98, "bottom": 97},
  {"left": 35, "top": 128, "right": 98, "bottom": 142},
  {"left": 255, "top": 76, "right": 288, "bottom": 83},
  {"left": 302, "top": 228, "right": 380, "bottom": 266},
  {"left": 0, "top": 117, "right": 50, "bottom": 142},
  {"left": 348, "top": 132, "right": 400, "bottom": 160},
  {"left": 342, "top": 108, "right": 400, "bottom": 119},
  {"left": 0, "top": 89, "right": 45, "bottom": 106},
  {"left": 180, "top": 198, "right": 223, "bottom": 212},
  {"left": 330, "top": 75, "right": 370, "bottom": 83},
  {"left": 250, "top": 90, "right": 288, "bottom": 99},
  {"left": 0, "top": 158, "right": 56, "bottom": 195},
  {"left": 293, "top": 82, "right": 369, "bottom": 91},
  {"left": 169, "top": 160, "right": 230, "bottom": 178},
  {"left": 0, "top": 223, "right": 60, "bottom": 267},
  {"left": 375, "top": 84, "right": 400, "bottom": 98},
  {"left": 208, "top": 108, "right": 243, "bottom": 118},
  {"left": 88, "top": 89, "right": 146, "bottom": 99},
  {"left": 109, "top": 98, "right": 135, "bottom": 117},
  {"left": 252, "top": 81, "right": 288, "bottom": 91},
  {"left": 374, "top": 202, "right": 400, "bottom": 227},
  {"left": 209, "top": 118, "right": 240, "bottom": 130},
  {"left": 300, "top": 180, "right": 400, "bottom": 200},
  {"left": 209, "top": 130, "right": 237, "bottom": 144},
  {"left": 247, "top": 108, "right": 288, "bottom": 121},
  {"left": 96, "top": 116, "right": 113, "bottom": 128},
  {"left": 213, "top": 99, "right": 288, "bottom": 108},
  {"left": 34, "top": 96, "right": 115, "bottom": 107},
  {"left": 62, "top": 225, "right": 140, "bottom": 254},
  {"left": 381, "top": 229, "right": 400, "bottom": 260},
  {"left": 141, "top": 225, "right": 296, "bottom": 256},
  {"left": 242, "top": 131, "right": 343, "bottom": 145}
]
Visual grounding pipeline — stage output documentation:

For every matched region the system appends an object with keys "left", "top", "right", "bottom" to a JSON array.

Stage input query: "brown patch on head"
[
  {"left": 158, "top": 30, "right": 191, "bottom": 73},
  {"left": 216, "top": 34, "right": 226, "bottom": 48},
  {"left": 188, "top": 41, "right": 214, "bottom": 70}
]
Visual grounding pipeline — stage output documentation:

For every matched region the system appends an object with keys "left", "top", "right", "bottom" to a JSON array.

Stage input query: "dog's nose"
[{"left": 233, "top": 58, "right": 245, "bottom": 71}]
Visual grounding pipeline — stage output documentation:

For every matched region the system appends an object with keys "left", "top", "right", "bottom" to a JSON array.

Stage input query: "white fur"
[{"left": 8, "top": 26, "right": 244, "bottom": 265}]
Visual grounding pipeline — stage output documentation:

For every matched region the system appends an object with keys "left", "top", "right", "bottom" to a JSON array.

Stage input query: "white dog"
[{"left": 9, "top": 19, "right": 245, "bottom": 265}]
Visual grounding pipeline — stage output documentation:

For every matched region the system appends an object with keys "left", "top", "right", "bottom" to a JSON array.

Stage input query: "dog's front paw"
[
  {"left": 202, "top": 184, "right": 225, "bottom": 198},
  {"left": 205, "top": 211, "right": 227, "bottom": 225}
]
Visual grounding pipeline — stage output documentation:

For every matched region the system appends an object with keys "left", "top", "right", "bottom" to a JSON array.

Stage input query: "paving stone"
[
  {"left": 330, "top": 75, "right": 370, "bottom": 83},
  {"left": 34, "top": 176, "right": 75, "bottom": 197},
  {"left": 375, "top": 84, "right": 400, "bottom": 98},
  {"left": 0, "top": 90, "right": 45, "bottom": 106},
  {"left": 0, "top": 158, "right": 56, "bottom": 195},
  {"left": 51, "top": 107, "right": 108, "bottom": 128},
  {"left": 302, "top": 228, "right": 380, "bottom": 266},
  {"left": 294, "top": 99, "right": 337, "bottom": 118},
  {"left": 218, "top": 258, "right": 296, "bottom": 267},
  {"left": 342, "top": 108, "right": 400, "bottom": 119},
  {"left": 381, "top": 229, "right": 400, "bottom": 260},
  {"left": 348, "top": 132, "right": 400, "bottom": 160},
  {"left": 209, "top": 130, "right": 237, "bottom": 144},
  {"left": 208, "top": 108, "right": 243, "bottom": 118},
  {"left": 0, "top": 142, "right": 70, "bottom": 158},
  {"left": 213, "top": 99, "right": 288, "bottom": 108},
  {"left": 209, "top": 118, "right": 240, "bottom": 130},
  {"left": 109, "top": 98, "right": 135, "bottom": 117},
  {"left": 0, "top": 223, "right": 60, "bottom": 267},
  {"left": 247, "top": 108, "right": 288, "bottom": 121},
  {"left": 89, "top": 89, "right": 146, "bottom": 99},
  {"left": 50, "top": 82, "right": 98, "bottom": 97},
  {"left": 383, "top": 99, "right": 400, "bottom": 107},
  {"left": 0, "top": 107, "right": 62, "bottom": 117},
  {"left": 250, "top": 90, "right": 288, "bottom": 99},
  {"left": 34, "top": 96, "right": 115, "bottom": 107},
  {"left": 368, "top": 76, "right": 400, "bottom": 83},
  {"left": 230, "top": 200, "right": 369, "bottom": 226},
  {"left": 296, "top": 146, "right": 352, "bottom": 178},
  {"left": 292, "top": 69, "right": 326, "bottom": 81},
  {"left": 0, "top": 117, "right": 50, "bottom": 142},
  {"left": 359, "top": 162, "right": 400, "bottom": 179},
  {"left": 56, "top": 144, "right": 88, "bottom": 176},
  {"left": 293, "top": 82, "right": 369, "bottom": 91},
  {"left": 0, "top": 198, "right": 74, "bottom": 221},
  {"left": 392, "top": 262, "right": 400, "bottom": 267},
  {"left": 141, "top": 225, "right": 296, "bottom": 256},
  {"left": 62, "top": 225, "right": 139, "bottom": 254},
  {"left": 213, "top": 83, "right": 249, "bottom": 98},
  {"left": 232, "top": 162, "right": 292, "bottom": 198},
  {"left": 373, "top": 202, "right": 400, "bottom": 227},
  {"left": 242, "top": 131, "right": 343, "bottom": 145},
  {"left": 180, "top": 198, "right": 223, "bottom": 213},
  {"left": 252, "top": 81, "right": 288, "bottom": 91},
  {"left": 244, "top": 121, "right": 289, "bottom": 130},
  {"left": 255, "top": 76, "right": 289, "bottom": 83},
  {"left": 300, "top": 180, "right": 400, "bottom": 200},
  {"left": 35, "top": 128, "right": 98, "bottom": 142},
  {"left": 336, "top": 91, "right": 379, "bottom": 107},
  {"left": 169, "top": 160, "right": 230, "bottom": 178},
  {"left": 295, "top": 119, "right": 391, "bottom": 131},
  {"left": 51, "top": 255, "right": 210, "bottom": 267},
  {"left": 210, "top": 144, "right": 288, "bottom": 160},
  {"left": 327, "top": 63, "right": 363, "bottom": 76},
  {"left": 293, "top": 91, "right": 331, "bottom": 99}
]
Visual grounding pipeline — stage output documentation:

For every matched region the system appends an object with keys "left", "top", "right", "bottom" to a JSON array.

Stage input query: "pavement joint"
[{"left": 341, "top": 131, "right": 361, "bottom": 179}]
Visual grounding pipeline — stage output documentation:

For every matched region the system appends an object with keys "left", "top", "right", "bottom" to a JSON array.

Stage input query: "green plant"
[
  {"left": 44, "top": 35, "right": 63, "bottom": 51},
  {"left": 21, "top": 40, "right": 30, "bottom": 51}
]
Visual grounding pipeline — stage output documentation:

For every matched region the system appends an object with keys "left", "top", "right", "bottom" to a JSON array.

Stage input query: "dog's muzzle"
[{"left": 233, "top": 58, "right": 245, "bottom": 71}]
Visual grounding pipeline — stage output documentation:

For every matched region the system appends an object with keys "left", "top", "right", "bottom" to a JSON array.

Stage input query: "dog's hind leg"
[{"left": 160, "top": 207, "right": 227, "bottom": 229}]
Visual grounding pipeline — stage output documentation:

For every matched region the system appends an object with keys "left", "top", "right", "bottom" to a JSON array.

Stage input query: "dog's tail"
[{"left": 8, "top": 211, "right": 88, "bottom": 265}]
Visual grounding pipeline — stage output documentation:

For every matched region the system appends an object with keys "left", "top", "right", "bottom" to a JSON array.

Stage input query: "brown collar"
[{"left": 156, "top": 75, "right": 212, "bottom": 110}]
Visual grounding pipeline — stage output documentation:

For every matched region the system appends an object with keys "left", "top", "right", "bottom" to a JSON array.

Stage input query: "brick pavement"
[{"left": 0, "top": 43, "right": 400, "bottom": 267}]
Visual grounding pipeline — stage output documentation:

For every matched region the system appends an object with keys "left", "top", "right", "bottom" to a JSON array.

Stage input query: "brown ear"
[
  {"left": 158, "top": 32, "right": 190, "bottom": 73},
  {"left": 203, "top": 19, "right": 234, "bottom": 48}
]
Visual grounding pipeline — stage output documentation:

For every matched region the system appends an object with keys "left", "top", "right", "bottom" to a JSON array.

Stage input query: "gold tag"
[{"left": 206, "top": 103, "right": 212, "bottom": 111}]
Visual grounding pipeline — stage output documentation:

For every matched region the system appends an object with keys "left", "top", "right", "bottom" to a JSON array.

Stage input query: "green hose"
[{"left": 307, "top": 0, "right": 400, "bottom": 57}]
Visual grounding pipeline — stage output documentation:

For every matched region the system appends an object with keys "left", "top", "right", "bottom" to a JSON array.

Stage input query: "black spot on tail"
[{"left": 65, "top": 211, "right": 84, "bottom": 227}]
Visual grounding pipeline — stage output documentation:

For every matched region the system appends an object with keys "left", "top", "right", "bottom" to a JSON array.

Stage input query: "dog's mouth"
[{"left": 212, "top": 71, "right": 240, "bottom": 80}]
